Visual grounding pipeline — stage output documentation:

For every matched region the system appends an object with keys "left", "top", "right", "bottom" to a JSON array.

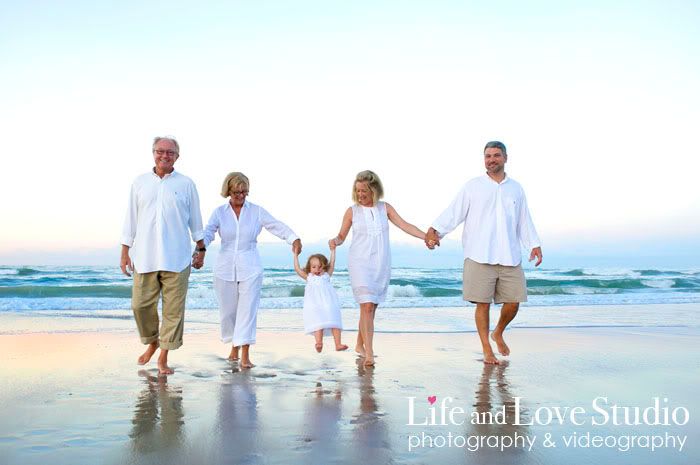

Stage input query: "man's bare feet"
[
  {"left": 315, "top": 342, "right": 323, "bottom": 353},
  {"left": 228, "top": 346, "right": 239, "bottom": 361},
  {"left": 335, "top": 344, "right": 349, "bottom": 351},
  {"left": 157, "top": 356, "right": 174, "bottom": 375},
  {"left": 137, "top": 342, "right": 158, "bottom": 365},
  {"left": 490, "top": 331, "right": 510, "bottom": 356},
  {"left": 240, "top": 360, "right": 255, "bottom": 369},
  {"left": 482, "top": 347, "right": 500, "bottom": 365},
  {"left": 355, "top": 344, "right": 366, "bottom": 357}
]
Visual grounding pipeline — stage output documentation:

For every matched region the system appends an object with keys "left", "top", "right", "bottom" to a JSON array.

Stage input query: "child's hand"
[{"left": 328, "top": 238, "right": 337, "bottom": 250}]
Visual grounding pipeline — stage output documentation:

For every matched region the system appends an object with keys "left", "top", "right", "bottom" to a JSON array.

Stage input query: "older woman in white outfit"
[
  {"left": 332, "top": 170, "right": 427, "bottom": 366},
  {"left": 202, "top": 172, "right": 301, "bottom": 368}
]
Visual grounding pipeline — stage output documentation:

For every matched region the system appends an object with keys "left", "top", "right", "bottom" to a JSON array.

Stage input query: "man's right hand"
[
  {"left": 120, "top": 255, "right": 133, "bottom": 277},
  {"left": 425, "top": 227, "right": 441, "bottom": 249}
]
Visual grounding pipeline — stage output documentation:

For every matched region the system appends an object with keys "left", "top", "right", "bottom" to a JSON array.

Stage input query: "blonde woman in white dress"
[{"left": 331, "top": 170, "right": 427, "bottom": 366}]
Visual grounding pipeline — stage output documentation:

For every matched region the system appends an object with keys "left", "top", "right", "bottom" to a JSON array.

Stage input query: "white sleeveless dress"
[
  {"left": 348, "top": 202, "right": 391, "bottom": 304},
  {"left": 302, "top": 273, "right": 343, "bottom": 335}
]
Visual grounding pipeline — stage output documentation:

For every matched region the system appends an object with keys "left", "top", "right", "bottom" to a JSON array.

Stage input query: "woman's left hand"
[{"left": 292, "top": 239, "right": 302, "bottom": 255}]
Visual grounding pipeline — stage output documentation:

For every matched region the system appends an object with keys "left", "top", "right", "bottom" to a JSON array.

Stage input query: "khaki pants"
[{"left": 131, "top": 266, "right": 191, "bottom": 350}]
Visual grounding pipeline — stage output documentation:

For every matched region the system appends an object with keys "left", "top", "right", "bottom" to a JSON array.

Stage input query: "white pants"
[{"left": 213, "top": 274, "right": 263, "bottom": 346}]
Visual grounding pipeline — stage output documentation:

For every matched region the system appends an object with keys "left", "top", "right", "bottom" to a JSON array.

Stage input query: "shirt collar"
[
  {"left": 226, "top": 199, "right": 250, "bottom": 210},
  {"left": 484, "top": 173, "right": 509, "bottom": 185},
  {"left": 151, "top": 167, "right": 177, "bottom": 179}
]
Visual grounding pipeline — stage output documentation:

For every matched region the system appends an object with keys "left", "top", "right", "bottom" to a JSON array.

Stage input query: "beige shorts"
[{"left": 463, "top": 259, "right": 527, "bottom": 304}]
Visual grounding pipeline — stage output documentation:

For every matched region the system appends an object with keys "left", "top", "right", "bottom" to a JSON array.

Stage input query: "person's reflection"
[
  {"left": 215, "top": 368, "right": 260, "bottom": 464},
  {"left": 129, "top": 370, "right": 185, "bottom": 456},
  {"left": 467, "top": 361, "right": 532, "bottom": 463},
  {"left": 350, "top": 360, "right": 390, "bottom": 463},
  {"left": 301, "top": 381, "right": 342, "bottom": 461}
]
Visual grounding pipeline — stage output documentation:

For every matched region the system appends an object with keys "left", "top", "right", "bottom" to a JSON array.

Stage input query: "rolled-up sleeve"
[
  {"left": 432, "top": 184, "right": 470, "bottom": 238},
  {"left": 259, "top": 207, "right": 298, "bottom": 244},
  {"left": 120, "top": 182, "right": 138, "bottom": 247},
  {"left": 188, "top": 182, "right": 204, "bottom": 242}
]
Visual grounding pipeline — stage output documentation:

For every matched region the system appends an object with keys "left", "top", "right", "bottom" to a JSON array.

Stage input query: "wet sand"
[{"left": 0, "top": 314, "right": 698, "bottom": 465}]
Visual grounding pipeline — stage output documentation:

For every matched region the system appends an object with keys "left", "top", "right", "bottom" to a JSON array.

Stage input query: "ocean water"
[{"left": 1, "top": 265, "right": 699, "bottom": 312}]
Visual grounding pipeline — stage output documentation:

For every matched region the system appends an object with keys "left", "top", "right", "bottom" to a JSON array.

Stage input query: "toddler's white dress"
[{"left": 303, "top": 272, "right": 343, "bottom": 335}]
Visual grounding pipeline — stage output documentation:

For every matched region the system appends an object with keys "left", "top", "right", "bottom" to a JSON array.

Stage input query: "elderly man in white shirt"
[
  {"left": 203, "top": 171, "right": 301, "bottom": 369},
  {"left": 120, "top": 136, "right": 205, "bottom": 375},
  {"left": 426, "top": 141, "right": 542, "bottom": 365}
]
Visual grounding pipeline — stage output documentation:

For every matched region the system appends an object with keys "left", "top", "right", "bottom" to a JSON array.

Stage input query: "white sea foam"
[{"left": 642, "top": 279, "right": 675, "bottom": 289}]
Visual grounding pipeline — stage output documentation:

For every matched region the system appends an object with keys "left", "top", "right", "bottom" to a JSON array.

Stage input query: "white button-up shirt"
[
  {"left": 121, "top": 170, "right": 204, "bottom": 273},
  {"left": 432, "top": 174, "right": 541, "bottom": 266},
  {"left": 204, "top": 201, "right": 299, "bottom": 282}
]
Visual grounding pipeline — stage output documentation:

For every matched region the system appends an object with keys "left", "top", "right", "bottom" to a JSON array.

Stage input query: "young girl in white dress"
[{"left": 293, "top": 242, "right": 348, "bottom": 353}]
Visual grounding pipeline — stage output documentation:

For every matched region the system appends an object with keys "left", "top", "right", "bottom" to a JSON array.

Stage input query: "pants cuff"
[
  {"left": 140, "top": 335, "right": 159, "bottom": 345},
  {"left": 159, "top": 340, "right": 183, "bottom": 350}
]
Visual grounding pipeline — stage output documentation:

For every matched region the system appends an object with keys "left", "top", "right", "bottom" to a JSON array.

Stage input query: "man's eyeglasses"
[{"left": 153, "top": 149, "right": 178, "bottom": 156}]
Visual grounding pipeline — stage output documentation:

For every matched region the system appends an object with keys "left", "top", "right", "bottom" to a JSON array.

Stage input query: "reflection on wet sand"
[
  {"left": 129, "top": 370, "right": 185, "bottom": 458},
  {"left": 351, "top": 359, "right": 391, "bottom": 463},
  {"left": 467, "top": 361, "right": 533, "bottom": 463},
  {"left": 214, "top": 369, "right": 260, "bottom": 464},
  {"left": 299, "top": 381, "right": 343, "bottom": 461}
]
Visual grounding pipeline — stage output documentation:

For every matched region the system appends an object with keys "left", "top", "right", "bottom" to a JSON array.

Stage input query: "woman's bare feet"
[
  {"left": 137, "top": 342, "right": 158, "bottom": 365},
  {"left": 239, "top": 360, "right": 255, "bottom": 369},
  {"left": 490, "top": 331, "right": 510, "bottom": 356},
  {"left": 157, "top": 350, "right": 174, "bottom": 375},
  {"left": 363, "top": 350, "right": 375, "bottom": 366},
  {"left": 228, "top": 346, "right": 239, "bottom": 361},
  {"left": 335, "top": 344, "right": 349, "bottom": 351},
  {"left": 355, "top": 344, "right": 366, "bottom": 357},
  {"left": 315, "top": 342, "right": 323, "bottom": 353}
]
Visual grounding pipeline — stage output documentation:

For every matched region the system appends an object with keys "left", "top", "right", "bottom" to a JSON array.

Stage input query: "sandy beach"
[{"left": 0, "top": 310, "right": 698, "bottom": 465}]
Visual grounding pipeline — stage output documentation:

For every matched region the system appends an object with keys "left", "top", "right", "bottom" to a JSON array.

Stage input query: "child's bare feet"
[
  {"left": 137, "top": 341, "right": 158, "bottom": 365},
  {"left": 315, "top": 342, "right": 323, "bottom": 353},
  {"left": 335, "top": 344, "right": 348, "bottom": 351}
]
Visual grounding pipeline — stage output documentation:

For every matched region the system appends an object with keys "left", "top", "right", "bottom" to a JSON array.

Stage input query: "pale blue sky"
[{"left": 1, "top": 1, "right": 699, "bottom": 266}]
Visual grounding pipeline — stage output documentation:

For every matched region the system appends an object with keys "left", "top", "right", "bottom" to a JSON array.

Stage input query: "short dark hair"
[{"left": 484, "top": 141, "right": 507, "bottom": 156}]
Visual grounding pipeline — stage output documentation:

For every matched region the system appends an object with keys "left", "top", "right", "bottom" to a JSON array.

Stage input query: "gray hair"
[
  {"left": 484, "top": 140, "right": 507, "bottom": 156},
  {"left": 152, "top": 136, "right": 180, "bottom": 154}
]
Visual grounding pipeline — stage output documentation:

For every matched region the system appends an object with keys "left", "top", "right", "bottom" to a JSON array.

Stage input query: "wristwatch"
[{"left": 196, "top": 247, "right": 206, "bottom": 253}]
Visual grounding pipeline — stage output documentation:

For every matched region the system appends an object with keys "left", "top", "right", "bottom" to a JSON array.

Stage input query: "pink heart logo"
[{"left": 428, "top": 396, "right": 437, "bottom": 405}]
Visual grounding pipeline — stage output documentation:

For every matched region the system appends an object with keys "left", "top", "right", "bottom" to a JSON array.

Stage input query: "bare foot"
[
  {"left": 137, "top": 342, "right": 158, "bottom": 365},
  {"left": 335, "top": 344, "right": 349, "bottom": 351},
  {"left": 482, "top": 349, "right": 500, "bottom": 365},
  {"left": 228, "top": 347, "right": 239, "bottom": 361},
  {"left": 315, "top": 342, "right": 323, "bottom": 353},
  {"left": 490, "top": 331, "right": 510, "bottom": 356},
  {"left": 240, "top": 360, "right": 255, "bottom": 369},
  {"left": 364, "top": 350, "right": 375, "bottom": 366},
  {"left": 157, "top": 360, "right": 174, "bottom": 375},
  {"left": 355, "top": 344, "right": 366, "bottom": 357}
]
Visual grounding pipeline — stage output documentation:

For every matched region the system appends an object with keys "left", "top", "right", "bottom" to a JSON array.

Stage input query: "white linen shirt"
[
  {"left": 121, "top": 170, "right": 204, "bottom": 273},
  {"left": 432, "top": 175, "right": 541, "bottom": 266},
  {"left": 204, "top": 201, "right": 299, "bottom": 282}
]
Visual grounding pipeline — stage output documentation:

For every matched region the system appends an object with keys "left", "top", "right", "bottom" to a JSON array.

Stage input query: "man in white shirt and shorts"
[
  {"left": 426, "top": 141, "right": 542, "bottom": 364},
  {"left": 120, "top": 136, "right": 205, "bottom": 375}
]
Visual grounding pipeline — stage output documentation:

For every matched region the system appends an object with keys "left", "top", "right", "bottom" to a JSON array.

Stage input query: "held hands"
[
  {"left": 529, "top": 247, "right": 543, "bottom": 267},
  {"left": 292, "top": 239, "right": 302, "bottom": 255},
  {"left": 424, "top": 227, "right": 440, "bottom": 250},
  {"left": 192, "top": 251, "right": 205, "bottom": 269},
  {"left": 329, "top": 238, "right": 337, "bottom": 251}
]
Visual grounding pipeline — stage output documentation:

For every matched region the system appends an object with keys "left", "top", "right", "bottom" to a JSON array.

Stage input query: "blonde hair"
[
  {"left": 304, "top": 254, "right": 329, "bottom": 274},
  {"left": 351, "top": 170, "right": 384, "bottom": 205},
  {"left": 220, "top": 172, "right": 250, "bottom": 198}
]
